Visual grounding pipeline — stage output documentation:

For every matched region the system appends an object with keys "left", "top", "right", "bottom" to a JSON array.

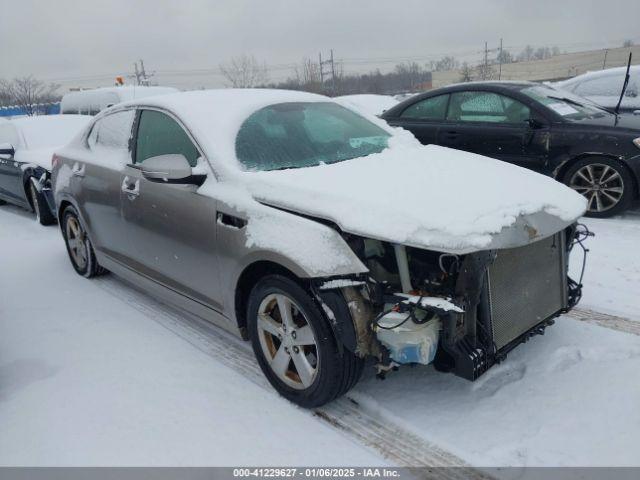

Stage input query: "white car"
[
  {"left": 0, "top": 115, "right": 92, "bottom": 224},
  {"left": 52, "top": 89, "right": 587, "bottom": 407},
  {"left": 555, "top": 66, "right": 640, "bottom": 113},
  {"left": 61, "top": 86, "right": 178, "bottom": 115}
]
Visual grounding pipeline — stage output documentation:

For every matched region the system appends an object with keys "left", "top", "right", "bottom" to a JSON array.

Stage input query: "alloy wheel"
[
  {"left": 65, "top": 216, "right": 88, "bottom": 270},
  {"left": 256, "top": 293, "right": 320, "bottom": 390},
  {"left": 569, "top": 163, "right": 625, "bottom": 214}
]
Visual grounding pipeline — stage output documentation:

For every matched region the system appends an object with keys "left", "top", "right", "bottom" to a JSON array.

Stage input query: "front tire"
[
  {"left": 29, "top": 181, "right": 56, "bottom": 226},
  {"left": 61, "top": 205, "right": 107, "bottom": 277},
  {"left": 564, "top": 157, "right": 634, "bottom": 218},
  {"left": 247, "top": 274, "right": 364, "bottom": 408}
]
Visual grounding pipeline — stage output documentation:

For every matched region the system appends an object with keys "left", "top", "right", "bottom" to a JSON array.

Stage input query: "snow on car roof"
[
  {"left": 11, "top": 114, "right": 92, "bottom": 150},
  {"left": 116, "top": 88, "right": 349, "bottom": 177},
  {"left": 61, "top": 86, "right": 179, "bottom": 113},
  {"left": 556, "top": 65, "right": 640, "bottom": 87}
]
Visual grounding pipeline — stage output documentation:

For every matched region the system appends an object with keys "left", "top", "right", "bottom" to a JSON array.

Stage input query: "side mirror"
[
  {"left": 131, "top": 154, "right": 199, "bottom": 184},
  {"left": 526, "top": 118, "right": 546, "bottom": 129},
  {"left": 0, "top": 143, "right": 15, "bottom": 160}
]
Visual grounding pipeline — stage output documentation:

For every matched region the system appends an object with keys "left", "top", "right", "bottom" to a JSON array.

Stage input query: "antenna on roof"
[{"left": 614, "top": 52, "right": 633, "bottom": 115}]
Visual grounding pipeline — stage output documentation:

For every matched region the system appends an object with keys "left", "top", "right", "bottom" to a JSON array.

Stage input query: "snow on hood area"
[
  {"left": 12, "top": 115, "right": 92, "bottom": 170},
  {"left": 242, "top": 134, "right": 587, "bottom": 253}
]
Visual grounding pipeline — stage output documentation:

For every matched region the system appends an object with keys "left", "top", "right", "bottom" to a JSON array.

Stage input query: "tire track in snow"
[
  {"left": 93, "top": 276, "right": 493, "bottom": 478},
  {"left": 567, "top": 308, "right": 640, "bottom": 336}
]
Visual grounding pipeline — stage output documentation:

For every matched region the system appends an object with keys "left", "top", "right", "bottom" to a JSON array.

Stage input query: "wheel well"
[
  {"left": 555, "top": 154, "right": 639, "bottom": 198},
  {"left": 234, "top": 261, "right": 303, "bottom": 340},
  {"left": 57, "top": 200, "right": 72, "bottom": 224}
]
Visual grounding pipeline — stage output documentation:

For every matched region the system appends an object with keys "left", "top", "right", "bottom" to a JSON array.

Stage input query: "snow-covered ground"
[
  {"left": 0, "top": 206, "right": 383, "bottom": 466},
  {"left": 1, "top": 204, "right": 640, "bottom": 467},
  {"left": 570, "top": 211, "right": 640, "bottom": 321}
]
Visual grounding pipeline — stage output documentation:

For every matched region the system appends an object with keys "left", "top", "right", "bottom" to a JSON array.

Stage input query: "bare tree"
[
  {"left": 496, "top": 49, "right": 513, "bottom": 65},
  {"left": 476, "top": 61, "right": 496, "bottom": 81},
  {"left": 0, "top": 79, "right": 13, "bottom": 106},
  {"left": 3, "top": 76, "right": 60, "bottom": 115},
  {"left": 293, "top": 57, "right": 323, "bottom": 93},
  {"left": 623, "top": 39, "right": 634, "bottom": 48},
  {"left": 219, "top": 54, "right": 269, "bottom": 88},
  {"left": 430, "top": 56, "right": 459, "bottom": 72},
  {"left": 517, "top": 45, "right": 535, "bottom": 62},
  {"left": 459, "top": 62, "right": 474, "bottom": 82},
  {"left": 394, "top": 62, "right": 425, "bottom": 91}
]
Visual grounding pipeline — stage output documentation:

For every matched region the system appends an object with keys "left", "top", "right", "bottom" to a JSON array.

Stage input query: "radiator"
[{"left": 487, "top": 232, "right": 567, "bottom": 350}]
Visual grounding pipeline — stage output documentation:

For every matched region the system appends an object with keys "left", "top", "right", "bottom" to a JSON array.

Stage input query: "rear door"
[
  {"left": 120, "top": 108, "right": 222, "bottom": 310},
  {"left": 75, "top": 109, "right": 136, "bottom": 260},
  {"left": 438, "top": 90, "right": 549, "bottom": 171},
  {"left": 386, "top": 94, "right": 449, "bottom": 144}
]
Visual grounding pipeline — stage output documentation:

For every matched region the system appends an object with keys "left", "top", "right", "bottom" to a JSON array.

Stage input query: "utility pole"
[
  {"left": 498, "top": 38, "right": 503, "bottom": 80},
  {"left": 132, "top": 59, "right": 154, "bottom": 86},
  {"left": 484, "top": 41, "right": 488, "bottom": 80},
  {"left": 602, "top": 49, "right": 609, "bottom": 69},
  {"left": 330, "top": 49, "right": 336, "bottom": 95},
  {"left": 318, "top": 50, "right": 336, "bottom": 95}
]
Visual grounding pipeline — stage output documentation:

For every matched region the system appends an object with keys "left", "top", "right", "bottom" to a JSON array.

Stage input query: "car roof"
[
  {"left": 106, "top": 88, "right": 373, "bottom": 178},
  {"left": 557, "top": 65, "right": 640, "bottom": 87},
  {"left": 382, "top": 81, "right": 539, "bottom": 117}
]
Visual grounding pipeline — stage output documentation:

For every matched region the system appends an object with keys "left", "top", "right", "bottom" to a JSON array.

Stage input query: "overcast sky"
[{"left": 1, "top": 0, "right": 638, "bottom": 91}]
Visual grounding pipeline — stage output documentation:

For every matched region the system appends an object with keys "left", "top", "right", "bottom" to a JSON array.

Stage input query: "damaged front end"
[{"left": 313, "top": 224, "right": 591, "bottom": 382}]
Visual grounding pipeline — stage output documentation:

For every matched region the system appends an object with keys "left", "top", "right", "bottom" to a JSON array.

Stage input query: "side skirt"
[{"left": 96, "top": 253, "right": 244, "bottom": 340}]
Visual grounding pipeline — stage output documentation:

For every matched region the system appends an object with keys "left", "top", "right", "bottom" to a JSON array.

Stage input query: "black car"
[
  {"left": 382, "top": 81, "right": 640, "bottom": 217},
  {"left": 0, "top": 115, "right": 90, "bottom": 224}
]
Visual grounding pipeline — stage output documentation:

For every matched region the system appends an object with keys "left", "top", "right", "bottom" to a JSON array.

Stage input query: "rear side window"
[
  {"left": 400, "top": 95, "right": 449, "bottom": 120},
  {"left": 88, "top": 110, "right": 135, "bottom": 151},
  {"left": 135, "top": 110, "right": 200, "bottom": 167},
  {"left": 447, "top": 91, "right": 530, "bottom": 123}
]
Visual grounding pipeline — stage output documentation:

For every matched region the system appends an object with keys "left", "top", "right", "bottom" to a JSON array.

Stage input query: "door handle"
[
  {"left": 72, "top": 163, "right": 85, "bottom": 177},
  {"left": 216, "top": 212, "right": 247, "bottom": 229},
  {"left": 121, "top": 176, "right": 140, "bottom": 199}
]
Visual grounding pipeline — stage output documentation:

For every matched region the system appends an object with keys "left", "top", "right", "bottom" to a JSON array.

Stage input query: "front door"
[
  {"left": 120, "top": 108, "right": 222, "bottom": 311},
  {"left": 437, "top": 90, "right": 549, "bottom": 172}
]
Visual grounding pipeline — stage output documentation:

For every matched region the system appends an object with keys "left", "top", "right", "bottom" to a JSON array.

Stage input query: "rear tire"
[
  {"left": 61, "top": 205, "right": 108, "bottom": 278},
  {"left": 29, "top": 181, "right": 56, "bottom": 226},
  {"left": 563, "top": 157, "right": 635, "bottom": 218},
  {"left": 247, "top": 274, "right": 364, "bottom": 408}
]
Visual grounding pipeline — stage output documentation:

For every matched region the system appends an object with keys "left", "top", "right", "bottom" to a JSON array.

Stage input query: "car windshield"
[
  {"left": 235, "top": 102, "right": 390, "bottom": 171},
  {"left": 520, "top": 85, "right": 615, "bottom": 121}
]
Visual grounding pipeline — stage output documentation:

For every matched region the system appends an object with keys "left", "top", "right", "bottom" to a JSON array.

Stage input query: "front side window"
[
  {"left": 88, "top": 110, "right": 135, "bottom": 151},
  {"left": 135, "top": 110, "right": 200, "bottom": 166},
  {"left": 447, "top": 91, "right": 531, "bottom": 123},
  {"left": 400, "top": 95, "right": 449, "bottom": 120},
  {"left": 235, "top": 102, "right": 390, "bottom": 171}
]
